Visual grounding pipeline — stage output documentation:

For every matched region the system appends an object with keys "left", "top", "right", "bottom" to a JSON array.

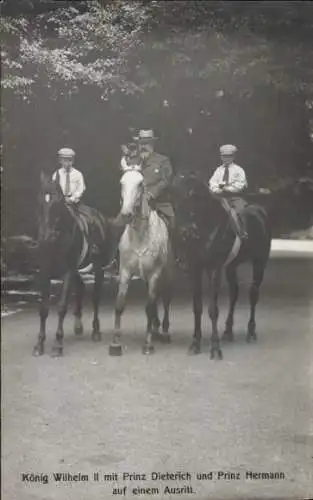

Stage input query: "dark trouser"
[
  {"left": 156, "top": 207, "right": 185, "bottom": 267},
  {"left": 221, "top": 197, "right": 247, "bottom": 238},
  {"left": 69, "top": 202, "right": 102, "bottom": 254}
]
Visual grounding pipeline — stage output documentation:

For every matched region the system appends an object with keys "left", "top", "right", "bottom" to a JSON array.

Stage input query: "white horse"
[{"left": 109, "top": 168, "right": 173, "bottom": 355}]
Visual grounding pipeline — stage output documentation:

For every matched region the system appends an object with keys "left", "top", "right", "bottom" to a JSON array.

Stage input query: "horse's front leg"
[
  {"left": 143, "top": 271, "right": 161, "bottom": 355},
  {"left": 91, "top": 262, "right": 104, "bottom": 342},
  {"left": 208, "top": 269, "right": 223, "bottom": 360},
  {"left": 247, "top": 259, "right": 265, "bottom": 342},
  {"left": 109, "top": 269, "right": 131, "bottom": 356},
  {"left": 73, "top": 272, "right": 85, "bottom": 337},
  {"left": 33, "top": 274, "right": 51, "bottom": 356},
  {"left": 52, "top": 270, "right": 74, "bottom": 357},
  {"left": 223, "top": 264, "right": 239, "bottom": 342},
  {"left": 189, "top": 266, "right": 203, "bottom": 355}
]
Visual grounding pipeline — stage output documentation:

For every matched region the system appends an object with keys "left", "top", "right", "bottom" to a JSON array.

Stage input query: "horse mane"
[
  {"left": 173, "top": 170, "right": 215, "bottom": 205},
  {"left": 173, "top": 170, "right": 226, "bottom": 235}
]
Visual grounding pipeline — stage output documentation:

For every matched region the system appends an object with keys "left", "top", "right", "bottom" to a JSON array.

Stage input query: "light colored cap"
[
  {"left": 58, "top": 147, "right": 75, "bottom": 157},
  {"left": 133, "top": 129, "right": 158, "bottom": 141},
  {"left": 220, "top": 144, "right": 237, "bottom": 155}
]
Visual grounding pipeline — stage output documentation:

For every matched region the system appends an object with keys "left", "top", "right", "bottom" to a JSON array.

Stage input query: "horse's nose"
[{"left": 121, "top": 210, "right": 132, "bottom": 220}]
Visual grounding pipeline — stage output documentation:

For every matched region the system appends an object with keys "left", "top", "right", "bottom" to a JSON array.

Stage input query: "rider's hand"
[
  {"left": 146, "top": 192, "right": 154, "bottom": 203},
  {"left": 146, "top": 192, "right": 156, "bottom": 209}
]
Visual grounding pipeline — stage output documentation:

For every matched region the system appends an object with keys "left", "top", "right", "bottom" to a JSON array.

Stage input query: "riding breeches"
[{"left": 221, "top": 197, "right": 247, "bottom": 237}]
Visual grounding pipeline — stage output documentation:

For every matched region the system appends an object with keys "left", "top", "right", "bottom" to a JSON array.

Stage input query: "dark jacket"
[{"left": 142, "top": 152, "right": 174, "bottom": 218}]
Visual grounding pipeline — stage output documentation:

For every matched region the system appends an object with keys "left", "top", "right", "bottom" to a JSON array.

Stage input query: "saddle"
[{"left": 156, "top": 209, "right": 171, "bottom": 233}]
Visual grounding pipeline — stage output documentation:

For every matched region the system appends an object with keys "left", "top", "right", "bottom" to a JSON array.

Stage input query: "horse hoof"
[
  {"left": 246, "top": 332, "right": 257, "bottom": 343},
  {"left": 188, "top": 343, "right": 201, "bottom": 355},
  {"left": 109, "top": 343, "right": 122, "bottom": 356},
  {"left": 33, "top": 344, "right": 44, "bottom": 356},
  {"left": 92, "top": 331, "right": 101, "bottom": 342},
  {"left": 142, "top": 345, "right": 155, "bottom": 355},
  {"left": 74, "top": 325, "right": 84, "bottom": 337},
  {"left": 222, "top": 331, "right": 234, "bottom": 342},
  {"left": 51, "top": 346, "right": 63, "bottom": 357},
  {"left": 210, "top": 347, "right": 223, "bottom": 360}
]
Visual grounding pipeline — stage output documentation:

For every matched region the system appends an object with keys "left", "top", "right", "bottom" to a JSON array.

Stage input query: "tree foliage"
[
  {"left": 1, "top": 0, "right": 150, "bottom": 99},
  {"left": 1, "top": 1, "right": 313, "bottom": 100},
  {"left": 1, "top": 1, "right": 313, "bottom": 239}
]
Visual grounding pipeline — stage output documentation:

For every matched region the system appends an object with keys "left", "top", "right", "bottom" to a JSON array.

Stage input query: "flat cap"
[
  {"left": 58, "top": 147, "right": 75, "bottom": 157},
  {"left": 220, "top": 144, "right": 237, "bottom": 155}
]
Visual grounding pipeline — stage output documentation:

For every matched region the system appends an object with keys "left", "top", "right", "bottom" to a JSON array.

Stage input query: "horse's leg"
[
  {"left": 152, "top": 272, "right": 171, "bottom": 344},
  {"left": 208, "top": 269, "right": 223, "bottom": 360},
  {"left": 52, "top": 270, "right": 74, "bottom": 357},
  {"left": 33, "top": 274, "right": 51, "bottom": 356},
  {"left": 109, "top": 268, "right": 131, "bottom": 356},
  {"left": 246, "top": 259, "right": 265, "bottom": 342},
  {"left": 73, "top": 272, "right": 85, "bottom": 337},
  {"left": 223, "top": 264, "right": 239, "bottom": 342},
  {"left": 143, "top": 271, "right": 161, "bottom": 355},
  {"left": 161, "top": 276, "right": 171, "bottom": 342},
  {"left": 188, "top": 266, "right": 203, "bottom": 355},
  {"left": 91, "top": 262, "right": 104, "bottom": 342},
  {"left": 152, "top": 302, "right": 161, "bottom": 334}
]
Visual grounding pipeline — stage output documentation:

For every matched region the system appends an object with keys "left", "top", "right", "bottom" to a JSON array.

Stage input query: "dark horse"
[
  {"left": 33, "top": 171, "right": 120, "bottom": 357},
  {"left": 172, "top": 172, "right": 271, "bottom": 360}
]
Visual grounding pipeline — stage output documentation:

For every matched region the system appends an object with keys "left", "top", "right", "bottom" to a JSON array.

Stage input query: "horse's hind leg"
[
  {"left": 208, "top": 269, "right": 223, "bottom": 360},
  {"left": 160, "top": 276, "right": 172, "bottom": 343},
  {"left": 188, "top": 266, "right": 203, "bottom": 355},
  {"left": 151, "top": 302, "right": 161, "bottom": 335},
  {"left": 73, "top": 272, "right": 85, "bottom": 337},
  {"left": 246, "top": 259, "right": 265, "bottom": 342},
  {"left": 91, "top": 262, "right": 104, "bottom": 342},
  {"left": 33, "top": 275, "right": 51, "bottom": 356},
  {"left": 152, "top": 277, "right": 171, "bottom": 344},
  {"left": 223, "top": 264, "right": 239, "bottom": 342},
  {"left": 52, "top": 271, "right": 74, "bottom": 357}
]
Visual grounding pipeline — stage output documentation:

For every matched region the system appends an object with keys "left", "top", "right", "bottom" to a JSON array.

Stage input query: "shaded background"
[{"left": 1, "top": 1, "right": 313, "bottom": 259}]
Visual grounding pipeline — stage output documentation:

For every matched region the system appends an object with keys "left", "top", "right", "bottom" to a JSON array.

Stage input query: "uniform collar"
[{"left": 141, "top": 151, "right": 155, "bottom": 165}]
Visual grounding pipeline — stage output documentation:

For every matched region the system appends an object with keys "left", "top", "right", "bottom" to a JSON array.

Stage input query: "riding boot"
[
  {"left": 238, "top": 215, "right": 248, "bottom": 240},
  {"left": 169, "top": 227, "right": 187, "bottom": 272},
  {"left": 89, "top": 224, "right": 101, "bottom": 256}
]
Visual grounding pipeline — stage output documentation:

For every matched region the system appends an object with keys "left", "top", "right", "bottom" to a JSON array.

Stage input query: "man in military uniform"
[
  {"left": 209, "top": 144, "right": 248, "bottom": 239},
  {"left": 134, "top": 129, "right": 175, "bottom": 232}
]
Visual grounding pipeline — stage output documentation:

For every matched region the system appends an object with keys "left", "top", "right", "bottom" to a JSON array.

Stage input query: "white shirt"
[
  {"left": 52, "top": 167, "right": 86, "bottom": 203},
  {"left": 209, "top": 162, "right": 247, "bottom": 194}
]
